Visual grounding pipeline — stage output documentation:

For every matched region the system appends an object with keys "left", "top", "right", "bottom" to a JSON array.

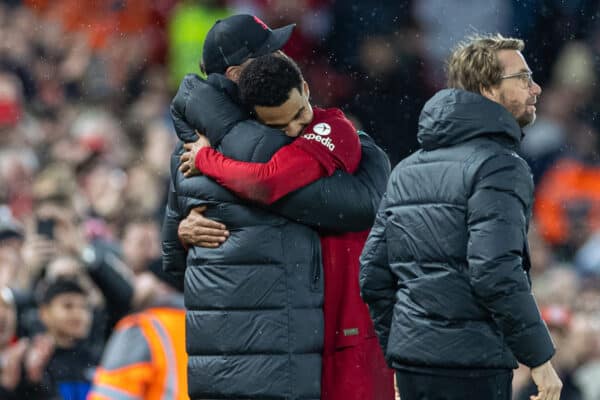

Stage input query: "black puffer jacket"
[
  {"left": 360, "top": 89, "right": 555, "bottom": 372},
  {"left": 162, "top": 74, "right": 389, "bottom": 399}
]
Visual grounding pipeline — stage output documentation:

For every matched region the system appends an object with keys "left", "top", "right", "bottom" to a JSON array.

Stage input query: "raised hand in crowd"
[
  {"left": 22, "top": 202, "right": 82, "bottom": 274},
  {"left": 40, "top": 203, "right": 86, "bottom": 256},
  {"left": 0, "top": 339, "right": 28, "bottom": 391},
  {"left": 21, "top": 234, "right": 58, "bottom": 279},
  {"left": 23, "top": 334, "right": 55, "bottom": 384}
]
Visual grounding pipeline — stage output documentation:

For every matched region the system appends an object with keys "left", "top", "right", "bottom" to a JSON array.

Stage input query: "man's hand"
[
  {"left": 530, "top": 360, "right": 562, "bottom": 400},
  {"left": 0, "top": 339, "right": 28, "bottom": 390},
  {"left": 178, "top": 206, "right": 229, "bottom": 248},
  {"left": 180, "top": 132, "right": 211, "bottom": 177},
  {"left": 22, "top": 235, "right": 57, "bottom": 277},
  {"left": 24, "top": 334, "right": 54, "bottom": 383}
]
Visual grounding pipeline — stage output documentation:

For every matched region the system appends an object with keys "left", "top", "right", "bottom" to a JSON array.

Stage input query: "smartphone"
[{"left": 37, "top": 218, "right": 55, "bottom": 239}]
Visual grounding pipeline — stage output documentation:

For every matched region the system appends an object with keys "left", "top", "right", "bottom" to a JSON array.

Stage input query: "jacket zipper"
[{"left": 311, "top": 238, "right": 321, "bottom": 291}]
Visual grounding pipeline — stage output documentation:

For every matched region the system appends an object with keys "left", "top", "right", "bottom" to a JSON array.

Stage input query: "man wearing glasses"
[{"left": 360, "top": 34, "right": 563, "bottom": 400}]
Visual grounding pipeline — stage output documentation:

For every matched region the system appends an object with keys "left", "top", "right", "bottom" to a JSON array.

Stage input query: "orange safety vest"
[
  {"left": 534, "top": 158, "right": 600, "bottom": 246},
  {"left": 87, "top": 307, "right": 188, "bottom": 400}
]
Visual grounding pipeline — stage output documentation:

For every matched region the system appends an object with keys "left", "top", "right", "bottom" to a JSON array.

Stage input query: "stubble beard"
[
  {"left": 517, "top": 108, "right": 536, "bottom": 128},
  {"left": 500, "top": 92, "right": 536, "bottom": 128}
]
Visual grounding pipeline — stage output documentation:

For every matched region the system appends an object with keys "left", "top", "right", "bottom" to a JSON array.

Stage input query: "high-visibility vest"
[
  {"left": 87, "top": 307, "right": 188, "bottom": 400},
  {"left": 535, "top": 158, "right": 600, "bottom": 246}
]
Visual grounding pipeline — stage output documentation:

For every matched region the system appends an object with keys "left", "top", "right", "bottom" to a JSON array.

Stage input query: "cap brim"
[{"left": 253, "top": 23, "right": 296, "bottom": 57}]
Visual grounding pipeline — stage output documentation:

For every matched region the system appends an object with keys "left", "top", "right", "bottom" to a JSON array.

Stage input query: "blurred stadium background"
[{"left": 0, "top": 1, "right": 600, "bottom": 399}]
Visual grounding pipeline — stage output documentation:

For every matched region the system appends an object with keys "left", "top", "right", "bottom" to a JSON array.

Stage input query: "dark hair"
[
  {"left": 239, "top": 54, "right": 304, "bottom": 108},
  {"left": 41, "top": 279, "right": 86, "bottom": 305}
]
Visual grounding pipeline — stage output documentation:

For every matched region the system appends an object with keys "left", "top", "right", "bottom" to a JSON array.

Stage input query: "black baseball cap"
[{"left": 202, "top": 14, "right": 295, "bottom": 74}]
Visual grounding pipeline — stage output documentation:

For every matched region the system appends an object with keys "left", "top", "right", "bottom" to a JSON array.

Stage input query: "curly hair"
[
  {"left": 238, "top": 54, "right": 304, "bottom": 108},
  {"left": 446, "top": 34, "right": 525, "bottom": 94}
]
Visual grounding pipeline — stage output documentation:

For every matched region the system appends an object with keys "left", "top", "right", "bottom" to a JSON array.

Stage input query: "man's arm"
[
  {"left": 467, "top": 154, "right": 555, "bottom": 367},
  {"left": 174, "top": 134, "right": 389, "bottom": 249},
  {"left": 359, "top": 191, "right": 396, "bottom": 357},
  {"left": 172, "top": 72, "right": 389, "bottom": 232},
  {"left": 194, "top": 144, "right": 326, "bottom": 204},
  {"left": 80, "top": 242, "right": 135, "bottom": 335},
  {"left": 164, "top": 142, "right": 234, "bottom": 253},
  {"left": 162, "top": 142, "right": 225, "bottom": 276},
  {"left": 183, "top": 109, "right": 361, "bottom": 205},
  {"left": 271, "top": 132, "right": 391, "bottom": 232},
  {"left": 181, "top": 132, "right": 390, "bottom": 235},
  {"left": 468, "top": 154, "right": 562, "bottom": 399},
  {"left": 171, "top": 74, "right": 206, "bottom": 143},
  {"left": 174, "top": 74, "right": 390, "bottom": 232},
  {"left": 161, "top": 178, "right": 188, "bottom": 284}
]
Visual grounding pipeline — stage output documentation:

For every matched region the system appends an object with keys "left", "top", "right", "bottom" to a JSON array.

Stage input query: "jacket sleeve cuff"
[{"left": 509, "top": 322, "right": 556, "bottom": 368}]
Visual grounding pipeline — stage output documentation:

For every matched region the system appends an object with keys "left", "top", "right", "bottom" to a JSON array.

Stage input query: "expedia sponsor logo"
[
  {"left": 303, "top": 133, "right": 335, "bottom": 151},
  {"left": 304, "top": 122, "right": 335, "bottom": 150},
  {"left": 313, "top": 122, "right": 331, "bottom": 135}
]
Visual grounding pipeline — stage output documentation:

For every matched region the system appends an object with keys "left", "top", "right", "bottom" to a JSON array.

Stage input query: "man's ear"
[
  {"left": 302, "top": 80, "right": 310, "bottom": 99},
  {"left": 480, "top": 84, "right": 498, "bottom": 102},
  {"left": 225, "top": 66, "right": 242, "bottom": 83}
]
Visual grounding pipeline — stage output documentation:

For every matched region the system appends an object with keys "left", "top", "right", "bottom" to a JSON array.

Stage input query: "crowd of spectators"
[{"left": 0, "top": 0, "right": 599, "bottom": 399}]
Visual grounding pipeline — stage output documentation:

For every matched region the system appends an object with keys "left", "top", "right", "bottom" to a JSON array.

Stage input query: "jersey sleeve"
[
  {"left": 195, "top": 144, "right": 326, "bottom": 205},
  {"left": 294, "top": 108, "right": 362, "bottom": 174}
]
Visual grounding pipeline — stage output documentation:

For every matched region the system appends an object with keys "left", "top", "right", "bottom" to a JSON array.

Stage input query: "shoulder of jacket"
[
  {"left": 116, "top": 311, "right": 165, "bottom": 334},
  {"left": 115, "top": 313, "right": 144, "bottom": 330},
  {"left": 221, "top": 121, "right": 290, "bottom": 154},
  {"left": 188, "top": 77, "right": 232, "bottom": 105},
  {"left": 461, "top": 137, "right": 522, "bottom": 168},
  {"left": 464, "top": 143, "right": 532, "bottom": 193},
  {"left": 102, "top": 320, "right": 153, "bottom": 370}
]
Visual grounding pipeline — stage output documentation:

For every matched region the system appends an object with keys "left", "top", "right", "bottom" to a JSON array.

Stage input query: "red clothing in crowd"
[{"left": 195, "top": 107, "right": 394, "bottom": 400}]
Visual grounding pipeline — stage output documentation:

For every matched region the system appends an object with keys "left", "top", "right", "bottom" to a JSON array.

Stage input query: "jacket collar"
[
  {"left": 207, "top": 73, "right": 241, "bottom": 104},
  {"left": 417, "top": 89, "right": 523, "bottom": 150}
]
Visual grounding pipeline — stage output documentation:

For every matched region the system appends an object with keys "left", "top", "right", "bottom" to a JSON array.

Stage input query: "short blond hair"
[{"left": 446, "top": 34, "right": 525, "bottom": 94}]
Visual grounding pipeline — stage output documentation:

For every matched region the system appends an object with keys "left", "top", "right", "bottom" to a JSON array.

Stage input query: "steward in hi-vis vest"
[{"left": 88, "top": 268, "right": 187, "bottom": 400}]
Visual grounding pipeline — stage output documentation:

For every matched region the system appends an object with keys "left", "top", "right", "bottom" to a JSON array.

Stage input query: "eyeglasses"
[{"left": 500, "top": 71, "right": 535, "bottom": 89}]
